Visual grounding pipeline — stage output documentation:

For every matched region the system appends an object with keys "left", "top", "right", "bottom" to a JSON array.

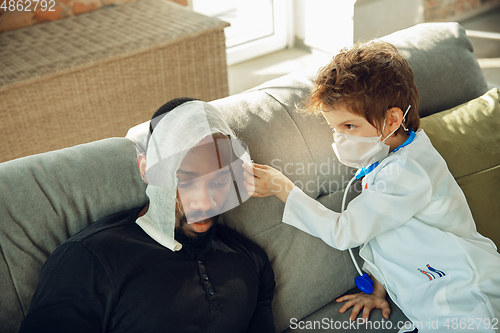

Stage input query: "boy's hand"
[
  {"left": 242, "top": 163, "right": 295, "bottom": 203},
  {"left": 336, "top": 277, "right": 391, "bottom": 322}
]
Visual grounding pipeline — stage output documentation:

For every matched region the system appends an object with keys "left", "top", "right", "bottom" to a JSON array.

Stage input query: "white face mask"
[{"left": 332, "top": 106, "right": 411, "bottom": 169}]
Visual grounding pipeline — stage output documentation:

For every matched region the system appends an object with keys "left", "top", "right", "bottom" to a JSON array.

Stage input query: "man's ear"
[{"left": 137, "top": 153, "right": 148, "bottom": 184}]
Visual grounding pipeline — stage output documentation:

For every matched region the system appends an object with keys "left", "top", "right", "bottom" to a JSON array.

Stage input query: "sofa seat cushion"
[{"left": 420, "top": 88, "right": 500, "bottom": 249}]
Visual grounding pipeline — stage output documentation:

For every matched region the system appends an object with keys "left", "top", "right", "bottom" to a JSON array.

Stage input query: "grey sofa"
[{"left": 1, "top": 22, "right": 499, "bottom": 333}]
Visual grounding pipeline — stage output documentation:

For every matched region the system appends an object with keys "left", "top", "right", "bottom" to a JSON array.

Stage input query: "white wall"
[
  {"left": 353, "top": 0, "right": 424, "bottom": 41},
  {"left": 294, "top": 0, "right": 357, "bottom": 54},
  {"left": 294, "top": 0, "right": 425, "bottom": 54}
]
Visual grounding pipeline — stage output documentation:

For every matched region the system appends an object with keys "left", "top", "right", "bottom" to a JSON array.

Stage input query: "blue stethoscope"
[{"left": 342, "top": 130, "right": 416, "bottom": 294}]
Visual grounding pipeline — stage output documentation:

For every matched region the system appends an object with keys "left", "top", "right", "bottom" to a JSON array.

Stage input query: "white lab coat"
[{"left": 283, "top": 130, "right": 500, "bottom": 332}]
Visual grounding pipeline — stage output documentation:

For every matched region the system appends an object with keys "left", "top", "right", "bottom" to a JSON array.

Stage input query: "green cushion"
[{"left": 420, "top": 88, "right": 500, "bottom": 249}]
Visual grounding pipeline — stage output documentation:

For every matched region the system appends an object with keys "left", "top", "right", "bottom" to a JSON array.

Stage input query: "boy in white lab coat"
[{"left": 243, "top": 40, "right": 500, "bottom": 332}]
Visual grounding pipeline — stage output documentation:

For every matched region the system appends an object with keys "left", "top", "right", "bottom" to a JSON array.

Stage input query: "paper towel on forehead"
[{"left": 137, "top": 100, "right": 251, "bottom": 251}]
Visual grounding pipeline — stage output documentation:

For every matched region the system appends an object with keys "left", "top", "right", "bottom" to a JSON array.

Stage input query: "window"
[{"left": 192, "top": 0, "right": 292, "bottom": 65}]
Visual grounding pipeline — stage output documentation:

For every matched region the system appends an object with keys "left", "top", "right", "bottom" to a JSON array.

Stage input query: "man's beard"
[{"left": 175, "top": 214, "right": 218, "bottom": 258}]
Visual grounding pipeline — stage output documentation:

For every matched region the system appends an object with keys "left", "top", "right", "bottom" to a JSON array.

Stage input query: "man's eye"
[
  {"left": 212, "top": 178, "right": 229, "bottom": 187},
  {"left": 178, "top": 181, "right": 192, "bottom": 188},
  {"left": 345, "top": 124, "right": 356, "bottom": 130}
]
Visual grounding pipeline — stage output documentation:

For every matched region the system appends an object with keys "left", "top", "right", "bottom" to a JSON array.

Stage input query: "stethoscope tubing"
[{"left": 342, "top": 175, "right": 374, "bottom": 294}]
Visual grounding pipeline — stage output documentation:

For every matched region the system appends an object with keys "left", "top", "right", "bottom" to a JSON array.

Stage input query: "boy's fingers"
[
  {"left": 243, "top": 178, "right": 271, "bottom": 198},
  {"left": 349, "top": 303, "right": 363, "bottom": 321},
  {"left": 381, "top": 303, "right": 391, "bottom": 319},
  {"left": 243, "top": 162, "right": 268, "bottom": 170},
  {"left": 336, "top": 294, "right": 354, "bottom": 302},
  {"left": 242, "top": 163, "right": 254, "bottom": 175},
  {"left": 251, "top": 167, "right": 269, "bottom": 179},
  {"left": 242, "top": 163, "right": 267, "bottom": 179},
  {"left": 251, "top": 163, "right": 269, "bottom": 170},
  {"left": 336, "top": 293, "right": 362, "bottom": 303},
  {"left": 362, "top": 305, "right": 374, "bottom": 322},
  {"left": 338, "top": 298, "right": 357, "bottom": 313},
  {"left": 249, "top": 162, "right": 279, "bottom": 174},
  {"left": 243, "top": 170, "right": 255, "bottom": 184},
  {"left": 243, "top": 180, "right": 255, "bottom": 195}
]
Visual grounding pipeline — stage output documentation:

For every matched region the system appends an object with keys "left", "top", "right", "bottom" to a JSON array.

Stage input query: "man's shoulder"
[
  {"left": 48, "top": 206, "right": 148, "bottom": 268},
  {"left": 66, "top": 206, "right": 145, "bottom": 244},
  {"left": 215, "top": 224, "right": 271, "bottom": 265}
]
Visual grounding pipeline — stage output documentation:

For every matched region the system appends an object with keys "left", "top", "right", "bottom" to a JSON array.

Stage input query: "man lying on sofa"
[{"left": 19, "top": 98, "right": 276, "bottom": 333}]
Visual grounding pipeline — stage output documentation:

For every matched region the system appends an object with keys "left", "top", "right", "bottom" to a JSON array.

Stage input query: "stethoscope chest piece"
[{"left": 355, "top": 273, "right": 374, "bottom": 294}]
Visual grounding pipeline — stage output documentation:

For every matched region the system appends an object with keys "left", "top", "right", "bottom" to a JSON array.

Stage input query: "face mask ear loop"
[
  {"left": 380, "top": 116, "right": 387, "bottom": 138},
  {"left": 401, "top": 105, "right": 411, "bottom": 132},
  {"left": 380, "top": 114, "right": 393, "bottom": 143},
  {"left": 382, "top": 105, "right": 412, "bottom": 142}
]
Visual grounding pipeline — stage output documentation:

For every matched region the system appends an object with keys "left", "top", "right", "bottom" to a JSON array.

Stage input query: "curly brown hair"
[{"left": 304, "top": 40, "right": 420, "bottom": 136}]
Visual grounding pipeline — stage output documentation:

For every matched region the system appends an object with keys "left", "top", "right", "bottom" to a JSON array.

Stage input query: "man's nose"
[{"left": 189, "top": 184, "right": 216, "bottom": 212}]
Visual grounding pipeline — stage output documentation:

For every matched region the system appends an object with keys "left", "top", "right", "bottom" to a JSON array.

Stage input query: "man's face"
[{"left": 174, "top": 134, "right": 233, "bottom": 239}]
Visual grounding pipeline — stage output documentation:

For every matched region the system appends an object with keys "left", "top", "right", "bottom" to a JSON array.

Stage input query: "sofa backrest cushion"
[
  {"left": 381, "top": 22, "right": 489, "bottom": 117},
  {"left": 0, "top": 138, "right": 148, "bottom": 333}
]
